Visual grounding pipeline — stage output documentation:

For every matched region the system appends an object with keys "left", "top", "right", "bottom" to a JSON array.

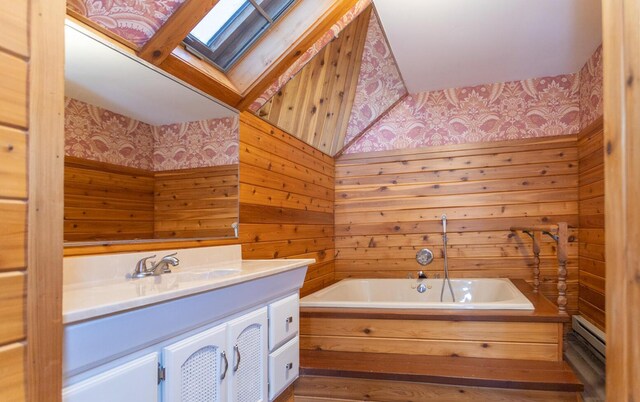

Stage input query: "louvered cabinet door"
[
  {"left": 226, "top": 307, "right": 268, "bottom": 402},
  {"left": 163, "top": 323, "right": 228, "bottom": 402}
]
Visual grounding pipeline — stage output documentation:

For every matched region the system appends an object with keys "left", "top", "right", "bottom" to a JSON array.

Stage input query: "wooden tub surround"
[{"left": 299, "top": 279, "right": 582, "bottom": 397}]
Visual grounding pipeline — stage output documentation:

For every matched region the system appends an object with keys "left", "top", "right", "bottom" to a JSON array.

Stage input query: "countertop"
[{"left": 63, "top": 258, "right": 314, "bottom": 324}]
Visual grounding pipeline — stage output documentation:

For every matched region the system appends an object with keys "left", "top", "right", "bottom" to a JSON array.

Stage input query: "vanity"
[{"left": 62, "top": 245, "right": 312, "bottom": 402}]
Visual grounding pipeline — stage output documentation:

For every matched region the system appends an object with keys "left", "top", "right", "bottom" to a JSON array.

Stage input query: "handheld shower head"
[{"left": 441, "top": 214, "right": 447, "bottom": 233}]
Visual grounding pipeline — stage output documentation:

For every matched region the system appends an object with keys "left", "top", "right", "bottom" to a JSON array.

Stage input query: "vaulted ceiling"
[{"left": 67, "top": 0, "right": 603, "bottom": 157}]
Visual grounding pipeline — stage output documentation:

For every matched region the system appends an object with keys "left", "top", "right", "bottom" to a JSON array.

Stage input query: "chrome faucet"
[
  {"left": 131, "top": 252, "right": 179, "bottom": 279},
  {"left": 416, "top": 271, "right": 429, "bottom": 293}
]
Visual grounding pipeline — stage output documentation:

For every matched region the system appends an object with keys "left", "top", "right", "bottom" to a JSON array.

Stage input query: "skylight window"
[{"left": 185, "top": 0, "right": 295, "bottom": 71}]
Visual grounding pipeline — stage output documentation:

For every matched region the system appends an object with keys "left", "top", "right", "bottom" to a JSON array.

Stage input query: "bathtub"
[{"left": 300, "top": 278, "right": 534, "bottom": 310}]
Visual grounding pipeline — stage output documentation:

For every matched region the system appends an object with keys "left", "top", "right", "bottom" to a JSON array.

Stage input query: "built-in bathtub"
[
  {"left": 299, "top": 278, "right": 569, "bottom": 364},
  {"left": 300, "top": 278, "right": 534, "bottom": 310}
]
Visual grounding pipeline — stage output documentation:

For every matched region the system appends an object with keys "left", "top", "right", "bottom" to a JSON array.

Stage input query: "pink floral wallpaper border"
[
  {"left": 248, "top": 0, "right": 372, "bottom": 111},
  {"left": 67, "top": 0, "right": 186, "bottom": 47},
  {"left": 344, "top": 44, "right": 604, "bottom": 154},
  {"left": 579, "top": 45, "right": 603, "bottom": 129},
  {"left": 65, "top": 97, "right": 155, "bottom": 170},
  {"left": 344, "top": 73, "right": 581, "bottom": 154},
  {"left": 343, "top": 11, "right": 407, "bottom": 145},
  {"left": 65, "top": 97, "right": 238, "bottom": 171},
  {"left": 152, "top": 117, "right": 239, "bottom": 171}
]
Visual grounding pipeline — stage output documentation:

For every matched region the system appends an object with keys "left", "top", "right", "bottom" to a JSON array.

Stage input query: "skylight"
[{"left": 185, "top": 0, "right": 295, "bottom": 71}]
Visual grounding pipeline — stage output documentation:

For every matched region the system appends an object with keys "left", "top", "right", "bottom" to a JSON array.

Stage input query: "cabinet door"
[
  {"left": 63, "top": 353, "right": 158, "bottom": 402},
  {"left": 227, "top": 307, "right": 268, "bottom": 402},
  {"left": 163, "top": 323, "right": 228, "bottom": 402}
]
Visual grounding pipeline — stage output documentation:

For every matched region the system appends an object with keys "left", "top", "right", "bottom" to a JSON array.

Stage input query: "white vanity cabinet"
[
  {"left": 62, "top": 353, "right": 159, "bottom": 402},
  {"left": 63, "top": 248, "right": 310, "bottom": 402},
  {"left": 162, "top": 323, "right": 228, "bottom": 402}
]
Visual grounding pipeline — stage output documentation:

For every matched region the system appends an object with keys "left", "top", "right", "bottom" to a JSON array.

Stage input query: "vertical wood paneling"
[
  {"left": 27, "top": 0, "right": 65, "bottom": 400},
  {"left": 603, "top": 0, "right": 640, "bottom": 398},
  {"left": 239, "top": 113, "right": 335, "bottom": 296},
  {"left": 577, "top": 117, "right": 605, "bottom": 331},
  {"left": 258, "top": 7, "right": 371, "bottom": 156},
  {"left": 335, "top": 135, "right": 580, "bottom": 313}
]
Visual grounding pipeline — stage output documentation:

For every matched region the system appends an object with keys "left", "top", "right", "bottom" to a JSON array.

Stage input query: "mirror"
[{"left": 64, "top": 21, "right": 239, "bottom": 245}]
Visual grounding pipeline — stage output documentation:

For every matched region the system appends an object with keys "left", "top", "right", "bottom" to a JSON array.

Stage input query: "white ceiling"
[
  {"left": 373, "top": 0, "right": 602, "bottom": 94},
  {"left": 65, "top": 22, "right": 235, "bottom": 126}
]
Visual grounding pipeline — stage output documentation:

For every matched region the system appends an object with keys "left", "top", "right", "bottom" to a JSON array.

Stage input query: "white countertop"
[{"left": 63, "top": 257, "right": 314, "bottom": 324}]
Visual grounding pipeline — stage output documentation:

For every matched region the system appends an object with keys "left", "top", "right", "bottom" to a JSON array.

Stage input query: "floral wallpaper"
[
  {"left": 65, "top": 97, "right": 154, "bottom": 170},
  {"left": 344, "top": 73, "right": 581, "bottom": 153},
  {"left": 67, "top": 0, "right": 186, "bottom": 47},
  {"left": 343, "top": 11, "right": 407, "bottom": 145},
  {"left": 152, "top": 117, "right": 239, "bottom": 171},
  {"left": 248, "top": 0, "right": 372, "bottom": 111},
  {"left": 65, "top": 97, "right": 238, "bottom": 171},
  {"left": 579, "top": 45, "right": 603, "bottom": 129}
]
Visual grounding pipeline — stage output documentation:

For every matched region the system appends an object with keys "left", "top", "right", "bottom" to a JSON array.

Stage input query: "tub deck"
[{"left": 297, "top": 279, "right": 581, "bottom": 396}]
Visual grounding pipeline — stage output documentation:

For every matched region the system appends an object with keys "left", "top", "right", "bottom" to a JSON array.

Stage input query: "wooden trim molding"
[
  {"left": 138, "top": 0, "right": 220, "bottom": 65},
  {"left": 603, "top": 0, "right": 640, "bottom": 399},
  {"left": 27, "top": 0, "right": 65, "bottom": 400}
]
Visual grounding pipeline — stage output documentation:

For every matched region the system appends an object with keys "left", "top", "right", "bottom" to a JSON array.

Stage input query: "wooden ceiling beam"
[
  {"left": 138, "top": 0, "right": 220, "bottom": 66},
  {"left": 160, "top": 51, "right": 243, "bottom": 107},
  {"left": 235, "top": 0, "right": 361, "bottom": 111}
]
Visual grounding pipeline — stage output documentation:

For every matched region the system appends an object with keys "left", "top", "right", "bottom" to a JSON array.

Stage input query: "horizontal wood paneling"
[
  {"left": 0, "top": 51, "right": 27, "bottom": 128},
  {"left": 335, "top": 135, "right": 579, "bottom": 313},
  {"left": 154, "top": 165, "right": 238, "bottom": 239},
  {"left": 0, "top": 126, "right": 26, "bottom": 199},
  {"left": 577, "top": 118, "right": 605, "bottom": 331},
  {"left": 0, "top": 272, "right": 25, "bottom": 345},
  {"left": 64, "top": 157, "right": 155, "bottom": 242},
  {"left": 0, "top": 1, "right": 28, "bottom": 57},
  {"left": 239, "top": 113, "right": 335, "bottom": 296},
  {"left": 0, "top": 342, "right": 25, "bottom": 401},
  {"left": 0, "top": 201, "right": 26, "bottom": 271}
]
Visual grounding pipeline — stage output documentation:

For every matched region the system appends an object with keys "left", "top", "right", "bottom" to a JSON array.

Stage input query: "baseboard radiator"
[{"left": 572, "top": 315, "right": 606, "bottom": 360}]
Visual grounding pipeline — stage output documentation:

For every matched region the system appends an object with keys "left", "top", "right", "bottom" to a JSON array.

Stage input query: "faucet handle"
[{"left": 132, "top": 255, "right": 156, "bottom": 278}]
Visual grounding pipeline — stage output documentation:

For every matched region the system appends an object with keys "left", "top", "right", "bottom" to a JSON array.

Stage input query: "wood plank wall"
[
  {"left": 154, "top": 165, "right": 239, "bottom": 239},
  {"left": 238, "top": 113, "right": 335, "bottom": 296},
  {"left": 577, "top": 117, "right": 605, "bottom": 331},
  {"left": 257, "top": 6, "right": 371, "bottom": 156},
  {"left": 0, "top": 1, "right": 64, "bottom": 400},
  {"left": 64, "top": 157, "right": 155, "bottom": 242},
  {"left": 64, "top": 158, "right": 239, "bottom": 241},
  {"left": 335, "top": 135, "right": 580, "bottom": 313},
  {"left": 0, "top": 2, "right": 29, "bottom": 400}
]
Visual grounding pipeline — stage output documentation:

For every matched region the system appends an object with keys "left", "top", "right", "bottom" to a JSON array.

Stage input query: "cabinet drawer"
[
  {"left": 268, "top": 293, "right": 299, "bottom": 351},
  {"left": 268, "top": 337, "right": 299, "bottom": 401},
  {"left": 63, "top": 353, "right": 158, "bottom": 402}
]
